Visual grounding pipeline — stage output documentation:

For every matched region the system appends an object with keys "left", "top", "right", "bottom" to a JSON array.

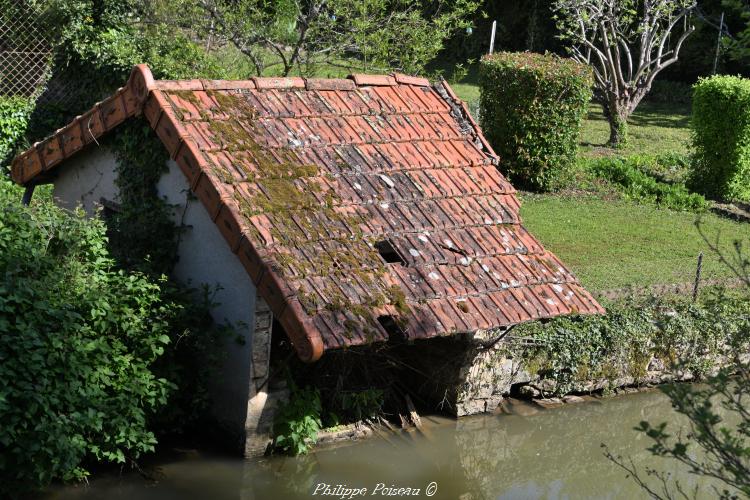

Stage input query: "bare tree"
[{"left": 554, "top": 0, "right": 697, "bottom": 147}]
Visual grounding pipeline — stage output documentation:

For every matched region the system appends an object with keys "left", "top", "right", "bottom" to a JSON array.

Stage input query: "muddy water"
[{"left": 43, "top": 390, "right": 724, "bottom": 500}]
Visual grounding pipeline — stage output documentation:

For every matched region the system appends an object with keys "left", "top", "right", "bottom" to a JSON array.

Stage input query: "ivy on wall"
[
  {"left": 108, "top": 120, "right": 180, "bottom": 275},
  {"left": 104, "top": 119, "right": 235, "bottom": 439},
  {"left": 507, "top": 290, "right": 750, "bottom": 396}
]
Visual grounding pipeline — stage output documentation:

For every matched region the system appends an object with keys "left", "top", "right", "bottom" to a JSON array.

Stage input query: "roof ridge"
[
  {"left": 11, "top": 64, "right": 154, "bottom": 185},
  {"left": 436, "top": 79, "right": 499, "bottom": 163},
  {"left": 152, "top": 71, "right": 431, "bottom": 91}
]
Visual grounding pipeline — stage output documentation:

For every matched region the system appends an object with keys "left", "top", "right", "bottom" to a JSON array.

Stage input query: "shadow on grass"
[
  {"left": 587, "top": 102, "right": 691, "bottom": 129},
  {"left": 628, "top": 105, "right": 691, "bottom": 128}
]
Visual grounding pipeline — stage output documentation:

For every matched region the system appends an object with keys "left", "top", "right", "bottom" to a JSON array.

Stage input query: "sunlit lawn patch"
[
  {"left": 579, "top": 102, "right": 692, "bottom": 157},
  {"left": 520, "top": 195, "right": 749, "bottom": 291}
]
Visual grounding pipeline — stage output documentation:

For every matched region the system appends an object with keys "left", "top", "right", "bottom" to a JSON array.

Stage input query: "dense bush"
[
  {"left": 0, "top": 96, "right": 32, "bottom": 167},
  {"left": 0, "top": 178, "right": 174, "bottom": 494},
  {"left": 479, "top": 51, "right": 593, "bottom": 191},
  {"left": 689, "top": 75, "right": 750, "bottom": 202},
  {"left": 585, "top": 154, "right": 708, "bottom": 212},
  {"left": 512, "top": 291, "right": 750, "bottom": 396}
]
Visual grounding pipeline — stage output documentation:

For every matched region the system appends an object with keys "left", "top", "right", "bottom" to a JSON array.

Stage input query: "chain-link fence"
[{"left": 0, "top": 0, "right": 53, "bottom": 99}]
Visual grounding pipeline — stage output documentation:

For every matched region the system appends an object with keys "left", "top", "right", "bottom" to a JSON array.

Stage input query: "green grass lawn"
[
  {"left": 448, "top": 81, "right": 480, "bottom": 103},
  {"left": 520, "top": 196, "right": 749, "bottom": 291},
  {"left": 579, "top": 102, "right": 692, "bottom": 157}
]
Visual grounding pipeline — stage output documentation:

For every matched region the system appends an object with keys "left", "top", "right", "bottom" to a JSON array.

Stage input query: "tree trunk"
[
  {"left": 604, "top": 100, "right": 630, "bottom": 149},
  {"left": 608, "top": 112, "right": 628, "bottom": 148}
]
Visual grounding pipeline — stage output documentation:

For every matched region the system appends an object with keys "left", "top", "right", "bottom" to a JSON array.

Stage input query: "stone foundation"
[
  {"left": 244, "top": 386, "right": 288, "bottom": 456},
  {"left": 399, "top": 329, "right": 733, "bottom": 417}
]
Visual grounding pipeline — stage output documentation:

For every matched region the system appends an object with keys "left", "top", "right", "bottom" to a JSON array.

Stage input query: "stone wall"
[
  {"left": 244, "top": 295, "right": 287, "bottom": 457},
  {"left": 449, "top": 333, "right": 725, "bottom": 416},
  {"left": 396, "top": 329, "right": 731, "bottom": 417}
]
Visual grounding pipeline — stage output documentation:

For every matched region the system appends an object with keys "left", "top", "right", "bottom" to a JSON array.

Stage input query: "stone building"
[{"left": 10, "top": 65, "right": 603, "bottom": 456}]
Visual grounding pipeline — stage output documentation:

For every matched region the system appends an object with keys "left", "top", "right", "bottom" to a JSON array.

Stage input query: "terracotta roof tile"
[{"left": 10, "top": 64, "right": 604, "bottom": 361}]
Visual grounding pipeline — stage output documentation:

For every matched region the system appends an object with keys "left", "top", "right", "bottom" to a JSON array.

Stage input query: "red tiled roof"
[{"left": 11, "top": 65, "right": 604, "bottom": 362}]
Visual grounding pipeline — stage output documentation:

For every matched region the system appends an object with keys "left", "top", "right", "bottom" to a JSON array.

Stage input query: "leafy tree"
[
  {"left": 186, "top": 0, "right": 479, "bottom": 76},
  {"left": 26, "top": 0, "right": 226, "bottom": 138},
  {"left": 722, "top": 0, "right": 750, "bottom": 66},
  {"left": 554, "top": 0, "right": 697, "bottom": 147}
]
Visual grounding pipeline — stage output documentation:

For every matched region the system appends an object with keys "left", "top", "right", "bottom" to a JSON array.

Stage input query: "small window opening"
[
  {"left": 378, "top": 315, "right": 406, "bottom": 343},
  {"left": 375, "top": 240, "right": 405, "bottom": 265}
]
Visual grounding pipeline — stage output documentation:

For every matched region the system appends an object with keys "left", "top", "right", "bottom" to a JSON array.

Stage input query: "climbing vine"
[
  {"left": 107, "top": 119, "right": 231, "bottom": 436},
  {"left": 109, "top": 120, "right": 180, "bottom": 275},
  {"left": 0, "top": 96, "right": 32, "bottom": 168}
]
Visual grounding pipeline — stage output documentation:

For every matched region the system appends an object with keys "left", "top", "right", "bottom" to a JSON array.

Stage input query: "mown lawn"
[
  {"left": 579, "top": 102, "right": 692, "bottom": 157},
  {"left": 520, "top": 196, "right": 749, "bottom": 291}
]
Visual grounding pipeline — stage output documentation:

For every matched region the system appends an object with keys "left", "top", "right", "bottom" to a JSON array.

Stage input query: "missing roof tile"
[
  {"left": 378, "top": 315, "right": 406, "bottom": 343},
  {"left": 375, "top": 239, "right": 405, "bottom": 265}
]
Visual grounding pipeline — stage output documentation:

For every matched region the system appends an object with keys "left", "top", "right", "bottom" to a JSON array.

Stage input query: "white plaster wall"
[
  {"left": 157, "top": 160, "right": 256, "bottom": 435},
  {"left": 52, "top": 145, "right": 119, "bottom": 215}
]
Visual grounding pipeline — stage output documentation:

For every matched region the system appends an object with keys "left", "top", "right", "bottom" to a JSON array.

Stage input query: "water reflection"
[{"left": 43, "top": 390, "right": 723, "bottom": 500}]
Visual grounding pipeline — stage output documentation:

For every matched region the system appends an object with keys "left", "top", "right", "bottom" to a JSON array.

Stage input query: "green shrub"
[
  {"left": 690, "top": 75, "right": 750, "bottom": 202},
  {"left": 0, "top": 96, "right": 32, "bottom": 167},
  {"left": 149, "top": 283, "right": 231, "bottom": 437},
  {"left": 273, "top": 384, "right": 322, "bottom": 455},
  {"left": 585, "top": 154, "right": 709, "bottom": 212},
  {"left": 338, "top": 388, "right": 384, "bottom": 422},
  {"left": 479, "top": 51, "right": 593, "bottom": 191},
  {"left": 0, "top": 178, "right": 174, "bottom": 494}
]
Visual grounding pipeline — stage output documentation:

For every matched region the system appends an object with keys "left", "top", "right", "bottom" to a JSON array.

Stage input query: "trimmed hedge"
[
  {"left": 479, "top": 51, "right": 593, "bottom": 191},
  {"left": 690, "top": 75, "right": 750, "bottom": 202}
]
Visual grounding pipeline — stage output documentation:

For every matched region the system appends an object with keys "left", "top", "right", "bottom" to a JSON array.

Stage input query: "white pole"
[
  {"left": 489, "top": 20, "right": 497, "bottom": 55},
  {"left": 713, "top": 12, "right": 725, "bottom": 75}
]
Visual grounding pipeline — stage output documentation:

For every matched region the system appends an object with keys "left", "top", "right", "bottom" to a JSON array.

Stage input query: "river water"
[{"left": 42, "top": 389, "right": 724, "bottom": 500}]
